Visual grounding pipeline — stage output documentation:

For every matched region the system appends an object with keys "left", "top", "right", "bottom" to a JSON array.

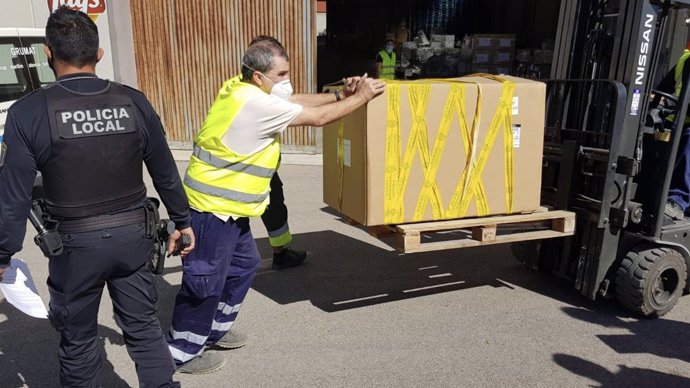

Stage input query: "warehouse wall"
[{"left": 130, "top": 0, "right": 318, "bottom": 152}]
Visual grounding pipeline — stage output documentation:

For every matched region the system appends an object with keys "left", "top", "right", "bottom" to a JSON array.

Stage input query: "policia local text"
[{"left": 58, "top": 107, "right": 132, "bottom": 135}]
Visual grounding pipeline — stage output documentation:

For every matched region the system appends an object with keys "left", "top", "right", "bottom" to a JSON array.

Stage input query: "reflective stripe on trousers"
[{"left": 166, "top": 211, "right": 260, "bottom": 364}]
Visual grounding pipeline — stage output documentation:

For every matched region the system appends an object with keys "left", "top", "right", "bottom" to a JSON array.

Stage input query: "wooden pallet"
[{"left": 394, "top": 210, "right": 575, "bottom": 253}]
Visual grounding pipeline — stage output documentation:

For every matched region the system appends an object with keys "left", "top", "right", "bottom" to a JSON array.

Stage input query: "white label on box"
[
  {"left": 512, "top": 125, "right": 521, "bottom": 148},
  {"left": 512, "top": 96, "right": 519, "bottom": 115},
  {"left": 337, "top": 138, "right": 352, "bottom": 167},
  {"left": 344, "top": 139, "right": 351, "bottom": 167}
]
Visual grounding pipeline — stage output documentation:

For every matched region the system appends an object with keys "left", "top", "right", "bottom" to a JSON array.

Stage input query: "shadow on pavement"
[
  {"left": 561, "top": 306, "right": 690, "bottom": 363},
  {"left": 247, "top": 229, "right": 595, "bottom": 313},
  {"left": 0, "top": 301, "right": 130, "bottom": 387},
  {"left": 553, "top": 353, "right": 690, "bottom": 387}
]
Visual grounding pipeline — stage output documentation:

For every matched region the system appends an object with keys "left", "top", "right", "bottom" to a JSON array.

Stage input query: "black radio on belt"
[{"left": 29, "top": 198, "right": 64, "bottom": 258}]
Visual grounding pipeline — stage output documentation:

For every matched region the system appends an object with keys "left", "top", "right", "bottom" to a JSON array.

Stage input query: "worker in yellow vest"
[
  {"left": 376, "top": 39, "right": 397, "bottom": 79},
  {"left": 166, "top": 38, "right": 386, "bottom": 374},
  {"left": 665, "top": 45, "right": 690, "bottom": 222}
]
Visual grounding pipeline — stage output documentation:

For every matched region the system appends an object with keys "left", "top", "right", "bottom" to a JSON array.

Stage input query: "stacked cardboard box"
[
  {"left": 471, "top": 34, "right": 516, "bottom": 75},
  {"left": 323, "top": 75, "right": 545, "bottom": 226},
  {"left": 431, "top": 34, "right": 456, "bottom": 48}
]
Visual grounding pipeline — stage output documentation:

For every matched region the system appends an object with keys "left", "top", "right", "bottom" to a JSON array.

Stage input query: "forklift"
[{"left": 514, "top": 0, "right": 690, "bottom": 317}]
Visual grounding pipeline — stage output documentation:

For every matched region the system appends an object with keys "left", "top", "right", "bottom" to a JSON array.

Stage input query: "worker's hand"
[
  {"left": 354, "top": 74, "right": 386, "bottom": 102},
  {"left": 167, "top": 227, "right": 195, "bottom": 259},
  {"left": 342, "top": 76, "right": 361, "bottom": 97}
]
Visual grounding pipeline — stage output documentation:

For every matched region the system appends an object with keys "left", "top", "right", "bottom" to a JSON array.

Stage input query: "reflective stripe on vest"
[
  {"left": 192, "top": 145, "right": 275, "bottom": 178},
  {"left": 184, "top": 75, "right": 281, "bottom": 217},
  {"left": 378, "top": 50, "right": 396, "bottom": 80}
]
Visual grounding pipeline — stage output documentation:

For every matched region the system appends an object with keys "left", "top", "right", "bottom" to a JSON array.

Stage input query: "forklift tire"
[{"left": 615, "top": 246, "right": 687, "bottom": 317}]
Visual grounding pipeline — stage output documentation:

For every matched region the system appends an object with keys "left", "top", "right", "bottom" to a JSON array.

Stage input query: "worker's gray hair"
[{"left": 241, "top": 41, "right": 289, "bottom": 81}]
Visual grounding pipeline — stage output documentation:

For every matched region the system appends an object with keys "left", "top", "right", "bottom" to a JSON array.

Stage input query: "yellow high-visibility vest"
[
  {"left": 667, "top": 49, "right": 690, "bottom": 125},
  {"left": 184, "top": 75, "right": 281, "bottom": 217},
  {"left": 378, "top": 50, "right": 396, "bottom": 80},
  {"left": 675, "top": 49, "right": 690, "bottom": 97}
]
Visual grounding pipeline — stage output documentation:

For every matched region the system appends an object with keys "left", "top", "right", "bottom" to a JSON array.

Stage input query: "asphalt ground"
[{"left": 2, "top": 161, "right": 690, "bottom": 387}]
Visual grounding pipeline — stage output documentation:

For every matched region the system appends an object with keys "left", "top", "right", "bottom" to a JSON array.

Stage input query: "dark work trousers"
[
  {"left": 261, "top": 172, "right": 292, "bottom": 248},
  {"left": 166, "top": 211, "right": 260, "bottom": 365},
  {"left": 47, "top": 223, "right": 176, "bottom": 388},
  {"left": 669, "top": 126, "right": 690, "bottom": 211}
]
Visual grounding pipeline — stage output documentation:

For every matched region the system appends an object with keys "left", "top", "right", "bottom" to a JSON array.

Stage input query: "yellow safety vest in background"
[
  {"left": 674, "top": 49, "right": 690, "bottom": 96},
  {"left": 378, "top": 50, "right": 396, "bottom": 80},
  {"left": 668, "top": 49, "right": 690, "bottom": 125},
  {"left": 184, "top": 76, "right": 281, "bottom": 217}
]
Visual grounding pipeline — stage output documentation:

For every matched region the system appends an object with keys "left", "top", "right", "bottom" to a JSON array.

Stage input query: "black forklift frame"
[{"left": 542, "top": 0, "right": 690, "bottom": 300}]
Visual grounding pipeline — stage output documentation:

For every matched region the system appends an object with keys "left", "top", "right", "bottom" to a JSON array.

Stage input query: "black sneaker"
[
  {"left": 665, "top": 200, "right": 684, "bottom": 221},
  {"left": 272, "top": 247, "right": 307, "bottom": 270}
]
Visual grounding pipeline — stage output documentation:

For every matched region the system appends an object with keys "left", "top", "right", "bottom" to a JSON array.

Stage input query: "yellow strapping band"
[
  {"left": 383, "top": 75, "right": 515, "bottom": 224},
  {"left": 454, "top": 75, "right": 515, "bottom": 217},
  {"left": 384, "top": 84, "right": 404, "bottom": 223}
]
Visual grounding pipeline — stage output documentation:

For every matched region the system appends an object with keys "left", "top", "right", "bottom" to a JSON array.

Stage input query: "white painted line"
[
  {"left": 428, "top": 273, "right": 452, "bottom": 279},
  {"left": 333, "top": 294, "right": 390, "bottom": 305},
  {"left": 418, "top": 266, "right": 439, "bottom": 271},
  {"left": 403, "top": 281, "right": 466, "bottom": 293}
]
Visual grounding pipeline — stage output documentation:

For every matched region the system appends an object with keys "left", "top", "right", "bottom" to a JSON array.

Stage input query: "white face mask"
[
  {"left": 243, "top": 62, "right": 293, "bottom": 100},
  {"left": 270, "top": 79, "right": 293, "bottom": 100}
]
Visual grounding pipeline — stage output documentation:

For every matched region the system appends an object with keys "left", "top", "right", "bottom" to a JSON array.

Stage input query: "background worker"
[
  {"left": 167, "top": 39, "right": 385, "bottom": 374},
  {"left": 248, "top": 35, "right": 361, "bottom": 270},
  {"left": 376, "top": 39, "right": 397, "bottom": 79},
  {"left": 0, "top": 7, "right": 194, "bottom": 387},
  {"left": 660, "top": 41, "right": 690, "bottom": 222},
  {"left": 249, "top": 35, "right": 306, "bottom": 270}
]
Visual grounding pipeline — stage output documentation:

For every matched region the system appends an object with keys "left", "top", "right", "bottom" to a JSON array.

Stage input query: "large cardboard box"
[{"left": 323, "top": 75, "right": 545, "bottom": 226}]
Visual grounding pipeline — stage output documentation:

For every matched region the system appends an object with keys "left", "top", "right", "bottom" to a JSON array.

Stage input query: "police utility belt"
[
  {"left": 30, "top": 199, "right": 159, "bottom": 257},
  {"left": 57, "top": 207, "right": 149, "bottom": 234}
]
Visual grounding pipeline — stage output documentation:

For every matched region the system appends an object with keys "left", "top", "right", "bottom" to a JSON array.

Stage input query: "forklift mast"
[{"left": 538, "top": 0, "right": 690, "bottom": 300}]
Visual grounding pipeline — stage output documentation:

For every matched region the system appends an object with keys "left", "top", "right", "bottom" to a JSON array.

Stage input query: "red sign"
[{"left": 47, "top": 0, "right": 106, "bottom": 15}]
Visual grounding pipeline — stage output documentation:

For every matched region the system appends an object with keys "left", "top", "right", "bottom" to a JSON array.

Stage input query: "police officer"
[{"left": 0, "top": 7, "right": 194, "bottom": 387}]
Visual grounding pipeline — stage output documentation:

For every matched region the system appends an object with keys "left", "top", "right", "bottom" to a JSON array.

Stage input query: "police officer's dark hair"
[
  {"left": 45, "top": 6, "right": 99, "bottom": 68},
  {"left": 241, "top": 41, "right": 289, "bottom": 82}
]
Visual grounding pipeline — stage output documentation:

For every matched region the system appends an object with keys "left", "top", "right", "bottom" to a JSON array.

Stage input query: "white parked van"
[{"left": 0, "top": 28, "right": 55, "bottom": 143}]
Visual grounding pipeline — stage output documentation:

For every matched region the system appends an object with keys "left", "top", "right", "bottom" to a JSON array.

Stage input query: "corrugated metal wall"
[{"left": 129, "top": 0, "right": 317, "bottom": 152}]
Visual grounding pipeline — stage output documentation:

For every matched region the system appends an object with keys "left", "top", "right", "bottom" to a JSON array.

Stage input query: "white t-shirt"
[
  {"left": 221, "top": 92, "right": 303, "bottom": 155},
  {"left": 209, "top": 91, "right": 303, "bottom": 221}
]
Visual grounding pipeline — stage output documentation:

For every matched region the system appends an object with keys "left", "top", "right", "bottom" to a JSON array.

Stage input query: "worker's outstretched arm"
[
  {"left": 290, "top": 76, "right": 385, "bottom": 127},
  {"left": 289, "top": 76, "right": 361, "bottom": 107}
]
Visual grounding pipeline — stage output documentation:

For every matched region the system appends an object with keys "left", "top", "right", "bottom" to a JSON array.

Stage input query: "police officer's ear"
[
  {"left": 97, "top": 48, "right": 104, "bottom": 63},
  {"left": 44, "top": 45, "right": 52, "bottom": 61}
]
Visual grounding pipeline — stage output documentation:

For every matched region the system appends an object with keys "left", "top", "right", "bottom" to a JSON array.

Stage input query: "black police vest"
[{"left": 42, "top": 80, "right": 147, "bottom": 218}]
